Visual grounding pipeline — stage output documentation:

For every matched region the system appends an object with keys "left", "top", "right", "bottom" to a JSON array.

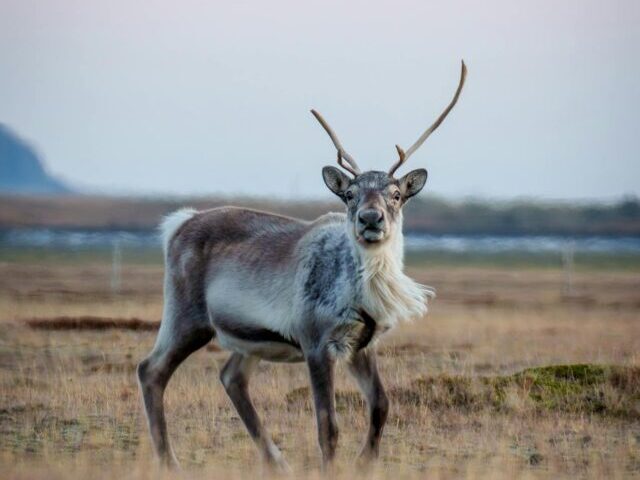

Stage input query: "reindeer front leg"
[
  {"left": 347, "top": 348, "right": 389, "bottom": 462},
  {"left": 306, "top": 349, "right": 339, "bottom": 470}
]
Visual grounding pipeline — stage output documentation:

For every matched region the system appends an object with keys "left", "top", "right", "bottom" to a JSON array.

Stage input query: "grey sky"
[{"left": 1, "top": 0, "right": 639, "bottom": 200}]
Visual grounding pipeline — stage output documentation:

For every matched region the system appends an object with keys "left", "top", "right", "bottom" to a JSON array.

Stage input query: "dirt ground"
[{"left": 0, "top": 259, "right": 639, "bottom": 479}]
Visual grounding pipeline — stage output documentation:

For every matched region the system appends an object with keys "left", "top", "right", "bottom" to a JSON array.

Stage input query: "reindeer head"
[{"left": 312, "top": 61, "right": 467, "bottom": 248}]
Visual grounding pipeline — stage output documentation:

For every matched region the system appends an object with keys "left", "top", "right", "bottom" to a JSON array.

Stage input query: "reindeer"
[{"left": 137, "top": 61, "right": 466, "bottom": 471}]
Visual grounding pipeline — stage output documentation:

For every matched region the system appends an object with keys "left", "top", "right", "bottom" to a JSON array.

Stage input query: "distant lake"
[{"left": 1, "top": 228, "right": 640, "bottom": 255}]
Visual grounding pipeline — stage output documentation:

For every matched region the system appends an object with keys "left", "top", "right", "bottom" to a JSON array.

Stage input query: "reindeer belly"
[
  {"left": 206, "top": 269, "right": 303, "bottom": 362},
  {"left": 214, "top": 324, "right": 304, "bottom": 363}
]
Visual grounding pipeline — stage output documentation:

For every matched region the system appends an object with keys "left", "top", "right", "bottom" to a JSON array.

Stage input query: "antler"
[
  {"left": 389, "top": 60, "right": 467, "bottom": 176},
  {"left": 311, "top": 109, "right": 362, "bottom": 177}
]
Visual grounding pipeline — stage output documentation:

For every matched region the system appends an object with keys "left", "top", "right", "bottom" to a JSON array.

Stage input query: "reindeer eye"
[
  {"left": 393, "top": 191, "right": 402, "bottom": 202},
  {"left": 345, "top": 191, "right": 354, "bottom": 201}
]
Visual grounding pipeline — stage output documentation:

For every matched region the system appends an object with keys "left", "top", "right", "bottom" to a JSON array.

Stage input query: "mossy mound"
[
  {"left": 285, "top": 364, "right": 640, "bottom": 418},
  {"left": 403, "top": 364, "right": 640, "bottom": 418},
  {"left": 510, "top": 364, "right": 608, "bottom": 412}
]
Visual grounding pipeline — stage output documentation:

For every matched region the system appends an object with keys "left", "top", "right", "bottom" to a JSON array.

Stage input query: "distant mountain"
[{"left": 0, "top": 124, "right": 71, "bottom": 194}]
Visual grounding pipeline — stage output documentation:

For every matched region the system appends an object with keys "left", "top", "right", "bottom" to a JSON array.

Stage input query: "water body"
[{"left": 1, "top": 228, "right": 639, "bottom": 255}]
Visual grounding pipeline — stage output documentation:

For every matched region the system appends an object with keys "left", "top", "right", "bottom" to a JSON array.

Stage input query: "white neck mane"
[{"left": 353, "top": 218, "right": 435, "bottom": 330}]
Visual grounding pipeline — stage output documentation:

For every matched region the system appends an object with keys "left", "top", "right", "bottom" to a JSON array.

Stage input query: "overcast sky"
[{"left": 1, "top": 0, "right": 639, "bottom": 200}]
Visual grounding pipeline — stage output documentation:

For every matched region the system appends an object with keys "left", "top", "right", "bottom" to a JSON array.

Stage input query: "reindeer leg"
[
  {"left": 306, "top": 349, "right": 339, "bottom": 470},
  {"left": 137, "top": 322, "right": 214, "bottom": 468},
  {"left": 347, "top": 348, "right": 389, "bottom": 462},
  {"left": 220, "top": 353, "right": 290, "bottom": 472}
]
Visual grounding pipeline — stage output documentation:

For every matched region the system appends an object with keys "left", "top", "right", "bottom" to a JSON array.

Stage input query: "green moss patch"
[
  {"left": 511, "top": 364, "right": 608, "bottom": 413},
  {"left": 398, "top": 364, "right": 640, "bottom": 418},
  {"left": 285, "top": 365, "right": 640, "bottom": 419}
]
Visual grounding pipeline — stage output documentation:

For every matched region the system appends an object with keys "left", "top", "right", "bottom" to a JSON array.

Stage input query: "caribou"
[{"left": 137, "top": 61, "right": 467, "bottom": 471}]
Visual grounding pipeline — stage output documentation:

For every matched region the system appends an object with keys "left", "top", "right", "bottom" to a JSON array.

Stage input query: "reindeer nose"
[{"left": 358, "top": 209, "right": 384, "bottom": 227}]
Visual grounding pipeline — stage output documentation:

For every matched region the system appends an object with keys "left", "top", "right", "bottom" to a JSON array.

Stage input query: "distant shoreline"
[{"left": 2, "top": 227, "right": 639, "bottom": 252}]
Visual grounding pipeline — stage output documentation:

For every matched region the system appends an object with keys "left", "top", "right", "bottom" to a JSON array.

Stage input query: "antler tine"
[
  {"left": 389, "top": 60, "right": 467, "bottom": 176},
  {"left": 311, "top": 109, "right": 361, "bottom": 176}
]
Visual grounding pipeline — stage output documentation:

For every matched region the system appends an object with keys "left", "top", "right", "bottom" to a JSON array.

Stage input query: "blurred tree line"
[
  {"left": 1, "top": 194, "right": 639, "bottom": 236},
  {"left": 404, "top": 195, "right": 640, "bottom": 235}
]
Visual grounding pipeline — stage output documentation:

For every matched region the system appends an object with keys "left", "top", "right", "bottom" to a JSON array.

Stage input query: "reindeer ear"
[
  {"left": 399, "top": 168, "right": 428, "bottom": 199},
  {"left": 322, "top": 166, "right": 350, "bottom": 197}
]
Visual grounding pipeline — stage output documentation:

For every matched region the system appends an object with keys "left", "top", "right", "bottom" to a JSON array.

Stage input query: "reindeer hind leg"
[{"left": 137, "top": 298, "right": 214, "bottom": 468}]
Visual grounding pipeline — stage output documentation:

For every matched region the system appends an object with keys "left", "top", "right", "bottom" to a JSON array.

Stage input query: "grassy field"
[{"left": 0, "top": 252, "right": 639, "bottom": 479}]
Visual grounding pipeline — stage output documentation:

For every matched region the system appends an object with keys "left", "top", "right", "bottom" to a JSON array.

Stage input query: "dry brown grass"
[{"left": 0, "top": 260, "right": 639, "bottom": 479}]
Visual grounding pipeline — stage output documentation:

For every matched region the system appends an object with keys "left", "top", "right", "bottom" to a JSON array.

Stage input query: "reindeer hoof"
[
  {"left": 159, "top": 454, "right": 181, "bottom": 471},
  {"left": 265, "top": 456, "right": 292, "bottom": 475}
]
